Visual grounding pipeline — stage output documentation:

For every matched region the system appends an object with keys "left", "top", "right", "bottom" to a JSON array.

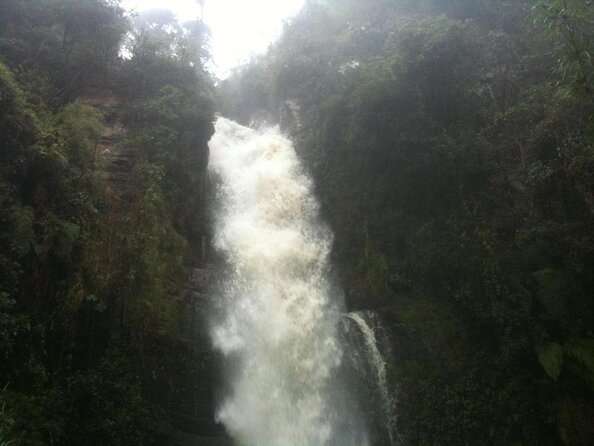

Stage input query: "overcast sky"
[{"left": 120, "top": 0, "right": 304, "bottom": 78}]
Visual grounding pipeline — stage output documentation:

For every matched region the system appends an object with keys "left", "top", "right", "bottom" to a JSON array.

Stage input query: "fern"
[{"left": 0, "top": 400, "right": 14, "bottom": 446}]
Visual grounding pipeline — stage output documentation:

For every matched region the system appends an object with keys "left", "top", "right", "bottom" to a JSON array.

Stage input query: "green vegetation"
[
  {"left": 0, "top": 1, "right": 214, "bottom": 444},
  {"left": 220, "top": 0, "right": 594, "bottom": 444},
  {"left": 1, "top": 0, "right": 593, "bottom": 444}
]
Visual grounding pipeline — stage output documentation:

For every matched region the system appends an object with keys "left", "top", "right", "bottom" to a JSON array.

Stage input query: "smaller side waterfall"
[{"left": 342, "top": 311, "right": 397, "bottom": 446}]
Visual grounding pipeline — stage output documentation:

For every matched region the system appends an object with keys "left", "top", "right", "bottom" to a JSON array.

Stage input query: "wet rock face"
[
  {"left": 146, "top": 266, "right": 232, "bottom": 446},
  {"left": 99, "top": 119, "right": 131, "bottom": 188},
  {"left": 279, "top": 99, "right": 302, "bottom": 135},
  {"left": 81, "top": 90, "right": 225, "bottom": 444},
  {"left": 81, "top": 89, "right": 131, "bottom": 190}
]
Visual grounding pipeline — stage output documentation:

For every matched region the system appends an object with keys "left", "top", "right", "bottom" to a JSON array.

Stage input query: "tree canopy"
[
  {"left": 220, "top": 0, "right": 594, "bottom": 444},
  {"left": 0, "top": 1, "right": 215, "bottom": 444}
]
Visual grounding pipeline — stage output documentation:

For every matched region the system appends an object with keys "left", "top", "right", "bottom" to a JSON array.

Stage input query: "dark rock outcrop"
[{"left": 146, "top": 266, "right": 232, "bottom": 446}]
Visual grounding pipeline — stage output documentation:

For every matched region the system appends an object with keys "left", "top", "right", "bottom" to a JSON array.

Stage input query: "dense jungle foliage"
[
  {"left": 219, "top": 0, "right": 594, "bottom": 444},
  {"left": 1, "top": 0, "right": 593, "bottom": 445},
  {"left": 0, "top": 1, "right": 214, "bottom": 444}
]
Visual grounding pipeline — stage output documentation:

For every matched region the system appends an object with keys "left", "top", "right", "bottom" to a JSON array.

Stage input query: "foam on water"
[{"left": 208, "top": 118, "right": 367, "bottom": 446}]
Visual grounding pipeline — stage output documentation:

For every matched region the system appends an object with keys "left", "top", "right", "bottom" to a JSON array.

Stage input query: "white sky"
[{"left": 121, "top": 0, "right": 304, "bottom": 78}]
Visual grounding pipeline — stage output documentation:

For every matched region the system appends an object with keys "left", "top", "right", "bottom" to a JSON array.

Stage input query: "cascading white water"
[
  {"left": 208, "top": 118, "right": 367, "bottom": 446},
  {"left": 345, "top": 312, "right": 397, "bottom": 446}
]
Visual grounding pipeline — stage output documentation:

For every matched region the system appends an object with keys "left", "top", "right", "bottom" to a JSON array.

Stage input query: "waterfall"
[
  {"left": 344, "top": 312, "right": 397, "bottom": 446},
  {"left": 208, "top": 118, "right": 367, "bottom": 446}
]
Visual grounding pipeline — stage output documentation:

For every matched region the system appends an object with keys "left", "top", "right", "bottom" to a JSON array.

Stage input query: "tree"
[{"left": 533, "top": 0, "right": 594, "bottom": 96}]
